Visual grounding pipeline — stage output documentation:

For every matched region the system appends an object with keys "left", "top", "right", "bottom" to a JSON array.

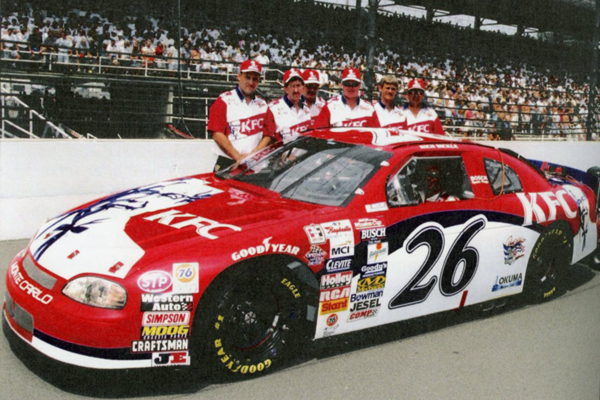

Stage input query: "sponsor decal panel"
[
  {"left": 10, "top": 263, "right": 53, "bottom": 304},
  {"left": 354, "top": 218, "right": 383, "bottom": 230},
  {"left": 173, "top": 263, "right": 199, "bottom": 294},
  {"left": 323, "top": 313, "right": 340, "bottom": 337},
  {"left": 152, "top": 351, "right": 190, "bottom": 367},
  {"left": 366, "top": 202, "right": 388, "bottom": 213},
  {"left": 325, "top": 257, "right": 352, "bottom": 273},
  {"left": 131, "top": 339, "right": 189, "bottom": 354},
  {"left": 329, "top": 239, "right": 354, "bottom": 259},
  {"left": 321, "top": 220, "right": 353, "bottom": 239},
  {"left": 503, "top": 236, "right": 526, "bottom": 265},
  {"left": 232, "top": 237, "right": 300, "bottom": 261},
  {"left": 492, "top": 273, "right": 523, "bottom": 292},
  {"left": 360, "top": 227, "right": 386, "bottom": 242},
  {"left": 367, "top": 242, "right": 388, "bottom": 264},
  {"left": 348, "top": 308, "right": 378, "bottom": 321},
  {"left": 138, "top": 271, "right": 172, "bottom": 293},
  {"left": 141, "top": 325, "right": 190, "bottom": 339},
  {"left": 320, "top": 271, "right": 353, "bottom": 290},
  {"left": 305, "top": 245, "right": 326, "bottom": 266},
  {"left": 142, "top": 311, "right": 191, "bottom": 326},
  {"left": 470, "top": 175, "right": 489, "bottom": 185},
  {"left": 140, "top": 293, "right": 194, "bottom": 312},
  {"left": 304, "top": 224, "right": 326, "bottom": 245},
  {"left": 357, "top": 275, "right": 386, "bottom": 293},
  {"left": 360, "top": 262, "right": 387, "bottom": 278}
]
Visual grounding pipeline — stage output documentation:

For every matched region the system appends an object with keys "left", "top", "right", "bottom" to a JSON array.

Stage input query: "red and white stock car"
[{"left": 4, "top": 128, "right": 599, "bottom": 377}]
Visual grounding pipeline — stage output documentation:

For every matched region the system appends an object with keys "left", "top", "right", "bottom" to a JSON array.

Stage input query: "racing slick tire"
[
  {"left": 524, "top": 223, "right": 572, "bottom": 302},
  {"left": 192, "top": 261, "right": 311, "bottom": 379}
]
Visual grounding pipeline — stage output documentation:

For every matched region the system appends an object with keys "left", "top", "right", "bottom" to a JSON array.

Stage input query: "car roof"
[{"left": 306, "top": 127, "right": 473, "bottom": 152}]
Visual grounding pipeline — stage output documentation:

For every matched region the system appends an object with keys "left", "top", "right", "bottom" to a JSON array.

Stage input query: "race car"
[{"left": 4, "top": 128, "right": 599, "bottom": 377}]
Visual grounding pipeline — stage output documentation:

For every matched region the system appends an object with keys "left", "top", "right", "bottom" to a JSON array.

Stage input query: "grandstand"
[{"left": 1, "top": 0, "right": 599, "bottom": 141}]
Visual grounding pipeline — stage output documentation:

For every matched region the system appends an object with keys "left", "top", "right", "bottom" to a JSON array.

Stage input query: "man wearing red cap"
[
  {"left": 263, "top": 68, "right": 312, "bottom": 144},
  {"left": 374, "top": 75, "right": 406, "bottom": 129},
  {"left": 314, "top": 67, "right": 380, "bottom": 129},
  {"left": 302, "top": 69, "right": 326, "bottom": 120},
  {"left": 207, "top": 59, "right": 269, "bottom": 171},
  {"left": 400, "top": 78, "right": 445, "bottom": 135}
]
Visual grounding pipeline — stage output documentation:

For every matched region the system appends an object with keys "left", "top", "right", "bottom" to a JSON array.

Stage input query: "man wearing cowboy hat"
[
  {"left": 400, "top": 78, "right": 446, "bottom": 135},
  {"left": 314, "top": 67, "right": 380, "bottom": 129},
  {"left": 207, "top": 59, "right": 269, "bottom": 171},
  {"left": 263, "top": 68, "right": 312, "bottom": 144}
]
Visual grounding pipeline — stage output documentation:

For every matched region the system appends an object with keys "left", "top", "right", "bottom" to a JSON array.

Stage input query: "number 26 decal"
[{"left": 389, "top": 217, "right": 486, "bottom": 309}]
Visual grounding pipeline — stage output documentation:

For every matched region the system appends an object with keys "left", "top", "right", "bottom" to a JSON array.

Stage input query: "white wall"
[{"left": 1, "top": 139, "right": 599, "bottom": 241}]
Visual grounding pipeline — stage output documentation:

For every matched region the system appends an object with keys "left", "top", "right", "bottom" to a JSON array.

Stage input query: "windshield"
[{"left": 218, "top": 136, "right": 392, "bottom": 206}]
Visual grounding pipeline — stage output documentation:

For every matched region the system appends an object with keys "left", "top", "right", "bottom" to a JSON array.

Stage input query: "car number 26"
[{"left": 389, "top": 217, "right": 486, "bottom": 309}]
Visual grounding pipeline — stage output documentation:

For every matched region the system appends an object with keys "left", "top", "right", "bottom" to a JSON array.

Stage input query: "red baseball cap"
[
  {"left": 342, "top": 67, "right": 361, "bottom": 83},
  {"left": 240, "top": 59, "right": 262, "bottom": 74},
  {"left": 283, "top": 68, "right": 304, "bottom": 86},
  {"left": 407, "top": 78, "right": 426, "bottom": 92},
  {"left": 302, "top": 69, "right": 321, "bottom": 85}
]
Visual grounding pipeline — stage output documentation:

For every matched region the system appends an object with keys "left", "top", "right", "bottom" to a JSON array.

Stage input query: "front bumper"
[{"left": 3, "top": 297, "right": 152, "bottom": 369}]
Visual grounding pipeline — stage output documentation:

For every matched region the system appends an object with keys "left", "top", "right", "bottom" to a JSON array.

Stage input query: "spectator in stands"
[
  {"left": 1, "top": 27, "right": 19, "bottom": 60},
  {"left": 374, "top": 75, "right": 406, "bottom": 129},
  {"left": 314, "top": 67, "right": 380, "bottom": 128},
  {"left": 207, "top": 60, "right": 268, "bottom": 172},
  {"left": 302, "top": 69, "right": 325, "bottom": 120},
  {"left": 400, "top": 78, "right": 445, "bottom": 135},
  {"left": 263, "top": 68, "right": 312, "bottom": 144}
]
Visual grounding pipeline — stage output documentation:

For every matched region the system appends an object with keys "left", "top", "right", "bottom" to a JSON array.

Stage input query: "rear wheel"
[
  {"left": 194, "top": 264, "right": 310, "bottom": 378},
  {"left": 525, "top": 224, "right": 572, "bottom": 302}
]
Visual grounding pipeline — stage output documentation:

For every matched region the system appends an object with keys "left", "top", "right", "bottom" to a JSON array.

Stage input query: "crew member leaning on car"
[
  {"left": 262, "top": 68, "right": 312, "bottom": 144},
  {"left": 302, "top": 69, "right": 326, "bottom": 122},
  {"left": 399, "top": 78, "right": 446, "bottom": 135},
  {"left": 207, "top": 59, "right": 269, "bottom": 172},
  {"left": 313, "top": 67, "right": 380, "bottom": 129},
  {"left": 373, "top": 75, "right": 407, "bottom": 129}
]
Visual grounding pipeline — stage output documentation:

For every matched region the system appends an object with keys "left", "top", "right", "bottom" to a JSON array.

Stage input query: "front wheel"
[
  {"left": 194, "top": 265, "right": 310, "bottom": 378},
  {"left": 524, "top": 224, "right": 572, "bottom": 302}
]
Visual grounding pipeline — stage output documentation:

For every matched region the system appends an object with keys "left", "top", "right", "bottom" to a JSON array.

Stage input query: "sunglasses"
[
  {"left": 343, "top": 81, "right": 360, "bottom": 87},
  {"left": 408, "top": 90, "right": 424, "bottom": 95}
]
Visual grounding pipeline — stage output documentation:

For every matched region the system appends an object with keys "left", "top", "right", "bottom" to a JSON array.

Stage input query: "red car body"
[{"left": 4, "top": 128, "right": 599, "bottom": 374}]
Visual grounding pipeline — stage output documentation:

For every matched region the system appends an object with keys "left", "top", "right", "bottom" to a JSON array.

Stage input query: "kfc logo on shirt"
[
  {"left": 408, "top": 124, "right": 431, "bottom": 133},
  {"left": 230, "top": 116, "right": 265, "bottom": 137}
]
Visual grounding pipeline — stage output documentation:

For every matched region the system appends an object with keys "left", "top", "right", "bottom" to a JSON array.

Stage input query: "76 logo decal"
[{"left": 389, "top": 217, "right": 486, "bottom": 309}]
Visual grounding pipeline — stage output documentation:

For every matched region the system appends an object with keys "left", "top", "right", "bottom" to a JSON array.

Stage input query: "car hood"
[{"left": 29, "top": 177, "right": 315, "bottom": 281}]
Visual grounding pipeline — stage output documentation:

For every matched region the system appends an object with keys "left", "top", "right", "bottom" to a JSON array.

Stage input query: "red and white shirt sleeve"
[
  {"left": 314, "top": 96, "right": 380, "bottom": 129},
  {"left": 373, "top": 100, "right": 407, "bottom": 129},
  {"left": 207, "top": 87, "right": 268, "bottom": 158},
  {"left": 264, "top": 96, "right": 312, "bottom": 143},
  {"left": 400, "top": 106, "right": 446, "bottom": 135}
]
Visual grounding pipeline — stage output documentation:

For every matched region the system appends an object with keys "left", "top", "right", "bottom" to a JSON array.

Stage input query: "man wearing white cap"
[
  {"left": 374, "top": 75, "right": 406, "bottom": 129},
  {"left": 302, "top": 69, "right": 326, "bottom": 120},
  {"left": 400, "top": 78, "right": 446, "bottom": 135},
  {"left": 263, "top": 68, "right": 312, "bottom": 144},
  {"left": 207, "top": 59, "right": 269, "bottom": 171},
  {"left": 314, "top": 67, "right": 380, "bottom": 129}
]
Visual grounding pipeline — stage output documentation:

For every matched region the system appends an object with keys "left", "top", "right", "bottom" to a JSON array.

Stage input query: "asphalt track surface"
[{"left": 1, "top": 238, "right": 599, "bottom": 400}]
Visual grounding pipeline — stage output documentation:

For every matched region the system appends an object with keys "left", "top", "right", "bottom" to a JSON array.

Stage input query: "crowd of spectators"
[{"left": 1, "top": 0, "right": 598, "bottom": 140}]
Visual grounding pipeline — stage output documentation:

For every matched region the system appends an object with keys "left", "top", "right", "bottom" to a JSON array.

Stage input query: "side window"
[
  {"left": 484, "top": 158, "right": 523, "bottom": 195},
  {"left": 387, "top": 156, "right": 473, "bottom": 206}
]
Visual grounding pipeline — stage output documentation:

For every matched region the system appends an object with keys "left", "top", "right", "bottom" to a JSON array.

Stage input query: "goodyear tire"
[
  {"left": 525, "top": 224, "right": 572, "bottom": 302},
  {"left": 194, "top": 264, "right": 309, "bottom": 379}
]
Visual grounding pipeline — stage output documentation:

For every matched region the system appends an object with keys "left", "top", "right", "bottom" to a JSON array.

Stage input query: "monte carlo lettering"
[
  {"left": 144, "top": 209, "right": 241, "bottom": 239},
  {"left": 10, "top": 263, "right": 53, "bottom": 304}
]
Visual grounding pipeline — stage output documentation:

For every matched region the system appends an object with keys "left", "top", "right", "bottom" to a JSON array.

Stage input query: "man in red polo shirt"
[
  {"left": 263, "top": 68, "right": 312, "bottom": 143},
  {"left": 314, "top": 67, "right": 380, "bottom": 129},
  {"left": 399, "top": 78, "right": 446, "bottom": 135},
  {"left": 207, "top": 60, "right": 269, "bottom": 171}
]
